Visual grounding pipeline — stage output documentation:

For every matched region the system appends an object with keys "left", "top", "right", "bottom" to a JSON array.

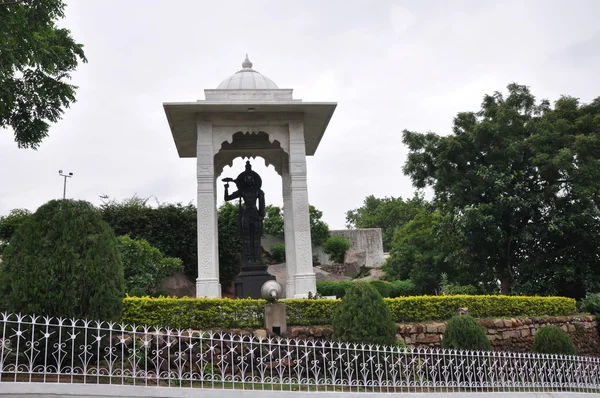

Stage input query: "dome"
[{"left": 216, "top": 55, "right": 279, "bottom": 90}]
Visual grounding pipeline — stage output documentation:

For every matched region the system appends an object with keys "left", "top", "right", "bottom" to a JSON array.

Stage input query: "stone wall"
[{"left": 252, "top": 316, "right": 599, "bottom": 356}]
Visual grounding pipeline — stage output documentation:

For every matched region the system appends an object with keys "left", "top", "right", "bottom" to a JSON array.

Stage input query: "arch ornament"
[{"left": 213, "top": 127, "right": 289, "bottom": 177}]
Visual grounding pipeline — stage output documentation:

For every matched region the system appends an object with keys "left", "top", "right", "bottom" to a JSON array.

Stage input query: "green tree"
[
  {"left": 116, "top": 235, "right": 183, "bottom": 296},
  {"left": 217, "top": 202, "right": 242, "bottom": 290},
  {"left": 309, "top": 205, "right": 330, "bottom": 246},
  {"left": 333, "top": 282, "right": 397, "bottom": 345},
  {"left": 1, "top": 0, "right": 87, "bottom": 149},
  {"left": 261, "top": 204, "right": 330, "bottom": 246},
  {"left": 0, "top": 208, "right": 31, "bottom": 253},
  {"left": 99, "top": 196, "right": 198, "bottom": 280},
  {"left": 0, "top": 200, "right": 124, "bottom": 320},
  {"left": 403, "top": 83, "right": 600, "bottom": 296},
  {"left": 263, "top": 205, "right": 284, "bottom": 238},
  {"left": 383, "top": 209, "right": 495, "bottom": 294},
  {"left": 345, "top": 193, "right": 426, "bottom": 252}
]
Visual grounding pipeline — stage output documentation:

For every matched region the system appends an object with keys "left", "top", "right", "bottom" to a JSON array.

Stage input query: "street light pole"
[{"left": 58, "top": 170, "right": 74, "bottom": 200}]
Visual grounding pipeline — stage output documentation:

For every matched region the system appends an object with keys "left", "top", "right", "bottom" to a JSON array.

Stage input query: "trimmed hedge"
[
  {"left": 317, "top": 280, "right": 416, "bottom": 298},
  {"left": 122, "top": 295, "right": 576, "bottom": 330}
]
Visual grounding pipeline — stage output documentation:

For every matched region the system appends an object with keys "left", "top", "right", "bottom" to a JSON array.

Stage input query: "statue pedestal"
[
  {"left": 264, "top": 303, "right": 287, "bottom": 336},
  {"left": 234, "top": 263, "right": 275, "bottom": 299}
]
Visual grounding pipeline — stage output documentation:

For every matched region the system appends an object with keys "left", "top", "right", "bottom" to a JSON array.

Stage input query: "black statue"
[
  {"left": 223, "top": 160, "right": 266, "bottom": 265},
  {"left": 223, "top": 160, "right": 274, "bottom": 298}
]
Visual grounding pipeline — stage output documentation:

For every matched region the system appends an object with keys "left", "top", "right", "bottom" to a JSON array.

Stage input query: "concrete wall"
[
  {"left": 263, "top": 229, "right": 386, "bottom": 269},
  {"left": 314, "top": 229, "right": 385, "bottom": 268},
  {"left": 0, "top": 382, "right": 591, "bottom": 398}
]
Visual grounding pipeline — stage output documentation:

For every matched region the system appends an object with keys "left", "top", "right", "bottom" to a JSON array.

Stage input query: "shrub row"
[
  {"left": 122, "top": 295, "right": 576, "bottom": 330},
  {"left": 317, "top": 280, "right": 416, "bottom": 298}
]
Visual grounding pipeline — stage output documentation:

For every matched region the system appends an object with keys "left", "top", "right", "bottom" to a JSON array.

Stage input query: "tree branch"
[{"left": 0, "top": 0, "right": 24, "bottom": 5}]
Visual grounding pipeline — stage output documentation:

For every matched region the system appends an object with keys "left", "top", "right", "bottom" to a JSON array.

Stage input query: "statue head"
[{"left": 234, "top": 160, "right": 262, "bottom": 190}]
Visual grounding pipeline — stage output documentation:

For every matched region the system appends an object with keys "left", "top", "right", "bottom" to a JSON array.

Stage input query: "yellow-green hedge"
[{"left": 121, "top": 295, "right": 576, "bottom": 330}]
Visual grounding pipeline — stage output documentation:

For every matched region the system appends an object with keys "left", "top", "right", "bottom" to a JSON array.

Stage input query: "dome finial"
[{"left": 242, "top": 54, "right": 253, "bottom": 69}]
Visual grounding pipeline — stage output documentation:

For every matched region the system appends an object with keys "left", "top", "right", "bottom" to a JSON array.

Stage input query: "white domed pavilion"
[{"left": 163, "top": 56, "right": 337, "bottom": 298}]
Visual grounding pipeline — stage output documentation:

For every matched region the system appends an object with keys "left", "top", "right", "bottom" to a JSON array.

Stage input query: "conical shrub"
[
  {"left": 0, "top": 199, "right": 124, "bottom": 320},
  {"left": 332, "top": 282, "right": 397, "bottom": 345},
  {"left": 442, "top": 315, "right": 491, "bottom": 351},
  {"left": 533, "top": 325, "right": 576, "bottom": 355}
]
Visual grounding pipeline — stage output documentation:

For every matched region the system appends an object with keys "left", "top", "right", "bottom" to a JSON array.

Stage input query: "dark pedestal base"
[{"left": 235, "top": 264, "right": 275, "bottom": 299}]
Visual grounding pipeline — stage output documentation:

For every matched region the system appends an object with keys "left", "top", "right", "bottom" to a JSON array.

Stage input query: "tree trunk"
[{"left": 500, "top": 276, "right": 510, "bottom": 295}]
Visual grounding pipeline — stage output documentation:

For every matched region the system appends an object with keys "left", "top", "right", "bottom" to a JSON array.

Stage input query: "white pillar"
[
  {"left": 288, "top": 122, "right": 317, "bottom": 298},
  {"left": 196, "top": 121, "right": 221, "bottom": 298},
  {"left": 282, "top": 160, "right": 296, "bottom": 298}
]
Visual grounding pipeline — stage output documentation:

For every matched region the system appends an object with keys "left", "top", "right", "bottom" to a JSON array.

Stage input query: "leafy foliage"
[
  {"left": 116, "top": 235, "right": 183, "bottom": 296},
  {"left": 386, "top": 295, "right": 575, "bottom": 322},
  {"left": 121, "top": 294, "right": 575, "bottom": 328},
  {"left": 122, "top": 297, "right": 338, "bottom": 329},
  {"left": 263, "top": 205, "right": 284, "bottom": 238},
  {"left": 270, "top": 242, "right": 286, "bottom": 263},
  {"left": 0, "top": 208, "right": 31, "bottom": 254},
  {"left": 0, "top": 200, "right": 124, "bottom": 320},
  {"left": 532, "top": 325, "right": 576, "bottom": 355},
  {"left": 308, "top": 205, "right": 330, "bottom": 246},
  {"left": 441, "top": 315, "right": 491, "bottom": 351},
  {"left": 261, "top": 204, "right": 330, "bottom": 246},
  {"left": 579, "top": 293, "right": 600, "bottom": 315},
  {"left": 439, "top": 273, "right": 480, "bottom": 295},
  {"left": 322, "top": 235, "right": 351, "bottom": 263},
  {"left": 99, "top": 196, "right": 198, "bottom": 280},
  {"left": 403, "top": 84, "right": 600, "bottom": 296},
  {"left": 317, "top": 280, "right": 416, "bottom": 298},
  {"left": 217, "top": 202, "right": 242, "bottom": 290},
  {"left": 332, "top": 282, "right": 397, "bottom": 345},
  {"left": 1, "top": 0, "right": 87, "bottom": 148},
  {"left": 346, "top": 193, "right": 426, "bottom": 251}
]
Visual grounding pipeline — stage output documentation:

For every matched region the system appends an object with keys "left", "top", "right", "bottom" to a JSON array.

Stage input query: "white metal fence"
[{"left": 1, "top": 312, "right": 599, "bottom": 394}]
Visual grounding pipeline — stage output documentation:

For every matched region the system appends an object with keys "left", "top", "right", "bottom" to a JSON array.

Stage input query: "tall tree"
[
  {"left": 403, "top": 83, "right": 600, "bottom": 296},
  {"left": 345, "top": 194, "right": 426, "bottom": 252},
  {"left": 261, "top": 204, "right": 330, "bottom": 246},
  {"left": 99, "top": 196, "right": 198, "bottom": 280},
  {"left": 1, "top": 0, "right": 87, "bottom": 148},
  {"left": 0, "top": 208, "right": 31, "bottom": 253}
]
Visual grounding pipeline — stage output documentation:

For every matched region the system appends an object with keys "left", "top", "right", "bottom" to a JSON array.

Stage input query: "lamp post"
[{"left": 58, "top": 170, "right": 73, "bottom": 200}]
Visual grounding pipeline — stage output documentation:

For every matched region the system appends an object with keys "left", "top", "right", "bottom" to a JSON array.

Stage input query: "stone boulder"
[
  {"left": 343, "top": 250, "right": 366, "bottom": 277},
  {"left": 160, "top": 272, "right": 195, "bottom": 297}
]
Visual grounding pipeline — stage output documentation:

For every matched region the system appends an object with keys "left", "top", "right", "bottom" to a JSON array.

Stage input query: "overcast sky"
[{"left": 1, "top": 0, "right": 599, "bottom": 229}]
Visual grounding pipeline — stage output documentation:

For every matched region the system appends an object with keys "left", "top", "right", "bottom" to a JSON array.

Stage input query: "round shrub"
[
  {"left": 270, "top": 242, "right": 286, "bottom": 263},
  {"left": 580, "top": 293, "right": 600, "bottom": 314},
  {"left": 333, "top": 282, "right": 396, "bottom": 345},
  {"left": 0, "top": 200, "right": 124, "bottom": 320},
  {"left": 533, "top": 325, "right": 576, "bottom": 355},
  {"left": 323, "top": 235, "right": 351, "bottom": 264},
  {"left": 442, "top": 315, "right": 491, "bottom": 351}
]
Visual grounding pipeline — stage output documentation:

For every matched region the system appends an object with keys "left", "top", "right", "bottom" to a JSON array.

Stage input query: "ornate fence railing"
[{"left": 1, "top": 312, "right": 599, "bottom": 393}]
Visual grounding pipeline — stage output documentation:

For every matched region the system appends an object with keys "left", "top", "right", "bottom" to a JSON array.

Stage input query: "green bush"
[
  {"left": 389, "top": 280, "right": 417, "bottom": 297},
  {"left": 117, "top": 235, "right": 183, "bottom": 296},
  {"left": 270, "top": 242, "right": 286, "bottom": 263},
  {"left": 322, "top": 235, "right": 351, "bottom": 263},
  {"left": 533, "top": 325, "right": 576, "bottom": 355},
  {"left": 120, "top": 294, "right": 576, "bottom": 329},
  {"left": 317, "top": 280, "right": 416, "bottom": 298},
  {"left": 333, "top": 282, "right": 396, "bottom": 345},
  {"left": 0, "top": 200, "right": 124, "bottom": 320},
  {"left": 579, "top": 293, "right": 600, "bottom": 314},
  {"left": 442, "top": 315, "right": 491, "bottom": 351},
  {"left": 386, "top": 295, "right": 576, "bottom": 322}
]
